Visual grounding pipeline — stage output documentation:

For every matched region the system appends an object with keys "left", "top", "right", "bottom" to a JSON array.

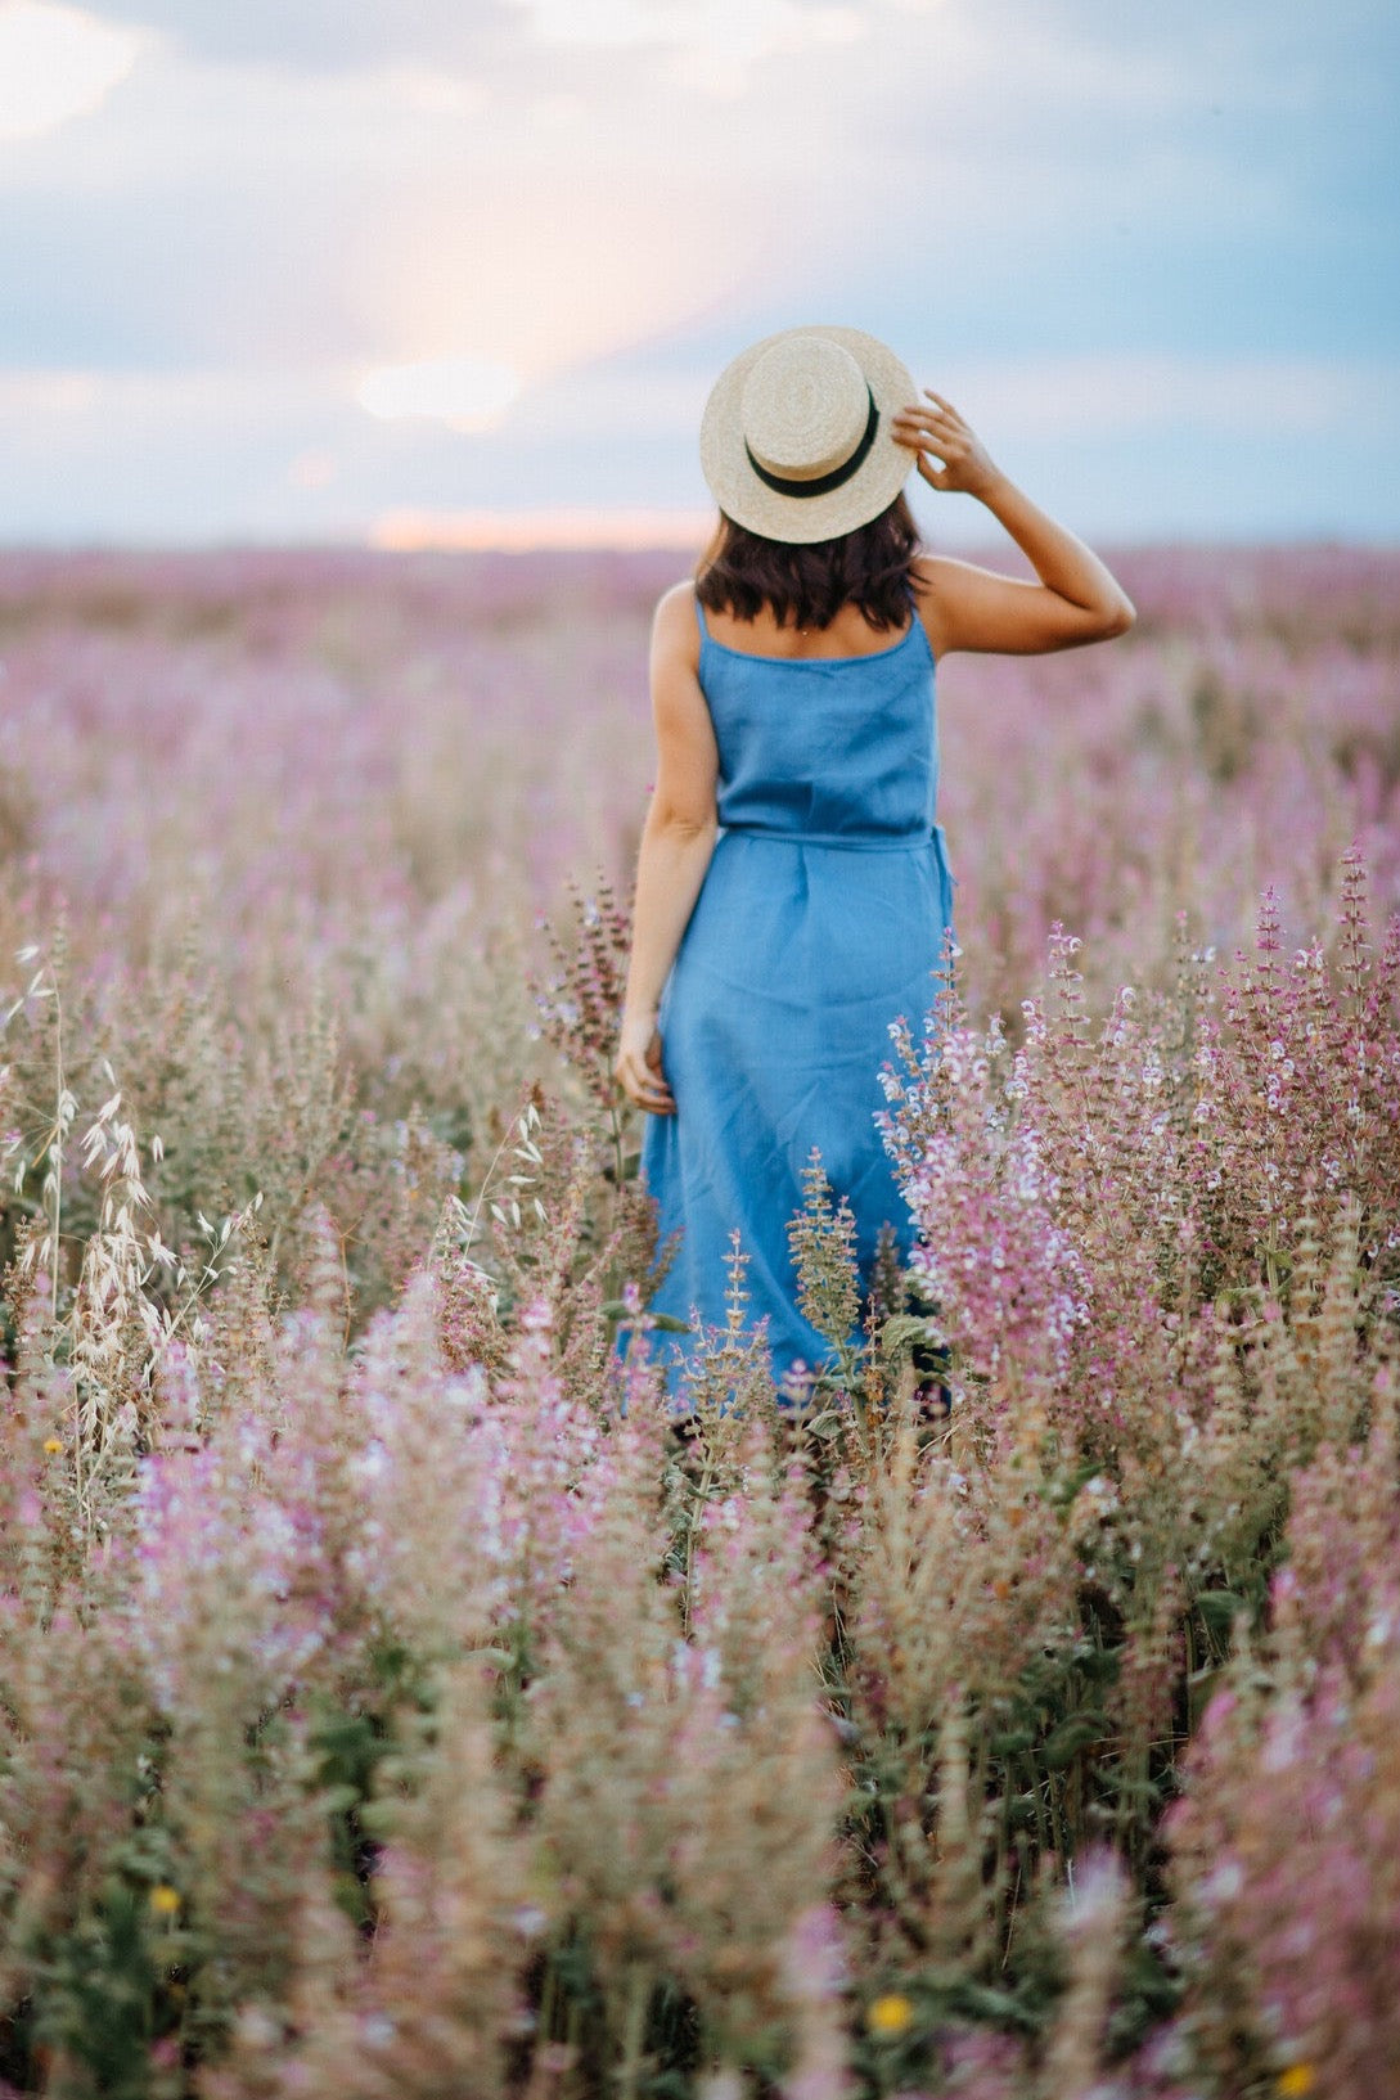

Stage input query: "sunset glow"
[{"left": 368, "top": 507, "right": 715, "bottom": 553}]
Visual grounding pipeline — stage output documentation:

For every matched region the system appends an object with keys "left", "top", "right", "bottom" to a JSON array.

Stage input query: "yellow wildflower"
[
  {"left": 1277, "top": 2069, "right": 1316, "bottom": 2098},
  {"left": 149, "top": 1885, "right": 181, "bottom": 1917},
  {"left": 867, "top": 1993, "right": 914, "bottom": 2037},
  {"left": 42, "top": 1438, "right": 63, "bottom": 1455}
]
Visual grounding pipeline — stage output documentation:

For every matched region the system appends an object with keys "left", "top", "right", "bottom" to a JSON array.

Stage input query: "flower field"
[{"left": 0, "top": 542, "right": 1396, "bottom": 2099}]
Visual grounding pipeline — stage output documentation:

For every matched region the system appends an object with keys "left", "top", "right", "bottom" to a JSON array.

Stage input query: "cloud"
[
  {"left": 5, "top": 347, "right": 1388, "bottom": 457},
  {"left": 357, "top": 355, "right": 521, "bottom": 433},
  {"left": 0, "top": 30, "right": 771, "bottom": 375},
  {"left": 3, "top": 351, "right": 1397, "bottom": 544},
  {"left": 69, "top": 0, "right": 511, "bottom": 73},
  {"left": 0, "top": 1, "right": 146, "bottom": 141},
  {"left": 79, "top": 0, "right": 869, "bottom": 74},
  {"left": 506, "top": 362, "right": 712, "bottom": 441},
  {"left": 925, "top": 355, "right": 1400, "bottom": 443},
  {"left": 0, "top": 366, "right": 102, "bottom": 413},
  {"left": 513, "top": 0, "right": 866, "bottom": 94}
]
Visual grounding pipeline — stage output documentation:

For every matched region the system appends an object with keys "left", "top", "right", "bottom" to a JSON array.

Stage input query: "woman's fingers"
[
  {"left": 613, "top": 1047, "right": 675, "bottom": 1115},
  {"left": 893, "top": 402, "right": 963, "bottom": 488},
  {"left": 891, "top": 405, "right": 956, "bottom": 489},
  {"left": 894, "top": 390, "right": 997, "bottom": 497},
  {"left": 620, "top": 1074, "right": 673, "bottom": 1114},
  {"left": 893, "top": 410, "right": 950, "bottom": 444},
  {"left": 892, "top": 393, "right": 970, "bottom": 464},
  {"left": 895, "top": 393, "right": 960, "bottom": 426},
  {"left": 612, "top": 1018, "right": 675, "bottom": 1114},
  {"left": 622, "top": 1062, "right": 672, "bottom": 1110}
]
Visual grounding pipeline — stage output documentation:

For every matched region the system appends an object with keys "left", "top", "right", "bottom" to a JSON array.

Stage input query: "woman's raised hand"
[
  {"left": 891, "top": 390, "right": 1003, "bottom": 499},
  {"left": 613, "top": 1010, "right": 675, "bottom": 1116}
]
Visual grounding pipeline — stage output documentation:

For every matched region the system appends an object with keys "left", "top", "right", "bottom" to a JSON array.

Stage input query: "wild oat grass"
[{"left": 0, "top": 547, "right": 1395, "bottom": 2099}]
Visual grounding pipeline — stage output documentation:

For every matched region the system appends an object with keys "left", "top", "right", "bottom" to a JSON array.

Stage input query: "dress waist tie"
[{"left": 721, "top": 821, "right": 957, "bottom": 924}]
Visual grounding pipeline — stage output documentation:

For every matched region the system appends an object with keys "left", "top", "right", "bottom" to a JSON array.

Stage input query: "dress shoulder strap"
[{"left": 692, "top": 586, "right": 709, "bottom": 642}]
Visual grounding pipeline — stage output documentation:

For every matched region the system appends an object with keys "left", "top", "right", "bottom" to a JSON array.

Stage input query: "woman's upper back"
[
  {"left": 690, "top": 585, "right": 940, "bottom": 845},
  {"left": 697, "top": 592, "right": 917, "bottom": 663}
]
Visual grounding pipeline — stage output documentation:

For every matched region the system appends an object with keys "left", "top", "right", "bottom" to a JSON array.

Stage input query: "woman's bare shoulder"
[
  {"left": 910, "top": 552, "right": 981, "bottom": 600},
  {"left": 907, "top": 554, "right": 946, "bottom": 652},
  {"left": 651, "top": 578, "right": 702, "bottom": 663},
  {"left": 908, "top": 552, "right": 997, "bottom": 657},
  {"left": 655, "top": 576, "right": 698, "bottom": 617}
]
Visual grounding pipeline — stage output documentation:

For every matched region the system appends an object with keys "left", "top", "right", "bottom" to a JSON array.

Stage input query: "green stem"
[
  {"left": 537, "top": 1951, "right": 558, "bottom": 2052},
  {"left": 564, "top": 1996, "right": 582, "bottom": 2097},
  {"left": 608, "top": 1101, "right": 627, "bottom": 1202},
  {"left": 48, "top": 971, "right": 90, "bottom": 1541},
  {"left": 616, "top": 1963, "right": 649, "bottom": 2100},
  {"left": 682, "top": 1446, "right": 716, "bottom": 1638}
]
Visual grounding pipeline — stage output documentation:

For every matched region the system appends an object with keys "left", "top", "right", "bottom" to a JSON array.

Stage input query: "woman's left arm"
[
  {"left": 613, "top": 585, "right": 719, "bottom": 1116},
  {"left": 891, "top": 391, "right": 1137, "bottom": 658}
]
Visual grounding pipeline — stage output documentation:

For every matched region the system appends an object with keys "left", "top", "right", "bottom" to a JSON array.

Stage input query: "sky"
[{"left": 0, "top": 0, "right": 1396, "bottom": 547}]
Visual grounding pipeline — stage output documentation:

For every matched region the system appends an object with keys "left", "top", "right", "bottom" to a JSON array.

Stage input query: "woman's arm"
[
  {"left": 889, "top": 390, "right": 1136, "bottom": 658},
  {"left": 613, "top": 584, "right": 719, "bottom": 1116}
]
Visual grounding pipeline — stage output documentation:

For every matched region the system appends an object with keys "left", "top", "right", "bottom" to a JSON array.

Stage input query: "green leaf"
[
  {"left": 1109, "top": 1771, "right": 1165, "bottom": 1806},
  {"left": 317, "top": 1781, "right": 363, "bottom": 1818},
  {"left": 951, "top": 1981, "right": 1031, "bottom": 2026},
  {"left": 356, "top": 1799, "right": 404, "bottom": 1840},
  {"left": 879, "top": 1313, "right": 941, "bottom": 1353},
  {"left": 600, "top": 1300, "right": 692, "bottom": 1333},
  {"left": 1196, "top": 1589, "right": 1244, "bottom": 1634},
  {"left": 1041, "top": 1712, "right": 1107, "bottom": 1769},
  {"left": 803, "top": 1409, "right": 845, "bottom": 1439},
  {"left": 989, "top": 1726, "right": 1036, "bottom": 1757}
]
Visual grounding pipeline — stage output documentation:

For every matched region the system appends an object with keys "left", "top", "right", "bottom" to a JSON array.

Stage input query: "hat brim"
[{"left": 699, "top": 324, "right": 919, "bottom": 546}]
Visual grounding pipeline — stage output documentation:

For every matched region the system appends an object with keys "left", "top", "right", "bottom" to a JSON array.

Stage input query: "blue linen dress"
[{"left": 639, "top": 590, "right": 956, "bottom": 1402}]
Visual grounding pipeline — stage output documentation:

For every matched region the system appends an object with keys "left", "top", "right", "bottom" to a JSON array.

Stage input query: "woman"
[{"left": 613, "top": 325, "right": 1134, "bottom": 1402}]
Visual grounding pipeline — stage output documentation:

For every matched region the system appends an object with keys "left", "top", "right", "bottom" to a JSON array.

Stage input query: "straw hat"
[{"left": 699, "top": 324, "right": 917, "bottom": 545}]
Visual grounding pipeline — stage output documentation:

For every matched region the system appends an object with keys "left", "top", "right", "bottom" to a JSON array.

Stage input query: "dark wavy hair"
[{"left": 695, "top": 493, "right": 923, "bottom": 633}]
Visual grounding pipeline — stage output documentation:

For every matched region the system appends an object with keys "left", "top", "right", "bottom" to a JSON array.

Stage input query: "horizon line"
[{"left": 0, "top": 525, "right": 1397, "bottom": 560}]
